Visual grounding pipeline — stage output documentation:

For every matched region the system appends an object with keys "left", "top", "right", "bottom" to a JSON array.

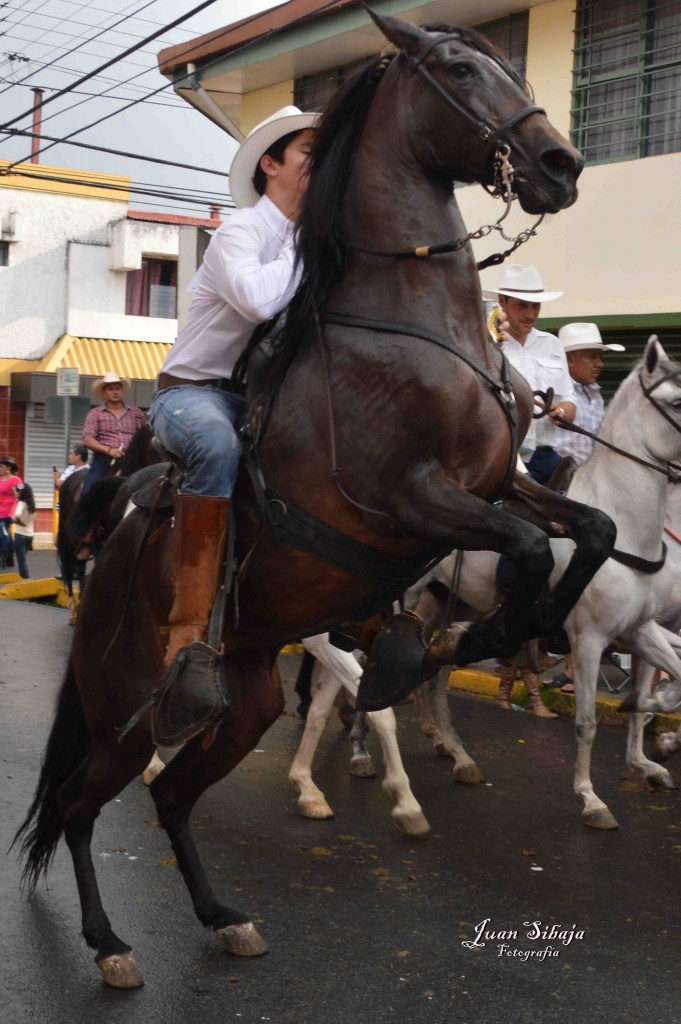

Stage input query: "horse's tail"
[
  {"left": 68, "top": 477, "right": 125, "bottom": 544},
  {"left": 12, "top": 658, "right": 90, "bottom": 893}
]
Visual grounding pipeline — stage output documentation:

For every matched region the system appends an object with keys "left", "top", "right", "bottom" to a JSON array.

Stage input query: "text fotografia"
[{"left": 462, "top": 918, "right": 586, "bottom": 959}]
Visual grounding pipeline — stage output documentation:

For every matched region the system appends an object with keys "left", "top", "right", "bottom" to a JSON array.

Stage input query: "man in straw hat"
[
  {"left": 554, "top": 322, "right": 625, "bottom": 467},
  {"left": 81, "top": 371, "right": 145, "bottom": 496},
  {"left": 148, "top": 105, "right": 317, "bottom": 742},
  {"left": 487, "top": 263, "right": 577, "bottom": 484}
]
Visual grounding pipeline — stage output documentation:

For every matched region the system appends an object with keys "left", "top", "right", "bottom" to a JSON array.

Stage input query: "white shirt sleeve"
[
  {"left": 201, "top": 219, "right": 302, "bottom": 324},
  {"left": 555, "top": 349, "right": 578, "bottom": 405}
]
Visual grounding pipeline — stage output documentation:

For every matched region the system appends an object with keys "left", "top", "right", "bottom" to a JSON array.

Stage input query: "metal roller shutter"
[{"left": 24, "top": 403, "right": 71, "bottom": 508}]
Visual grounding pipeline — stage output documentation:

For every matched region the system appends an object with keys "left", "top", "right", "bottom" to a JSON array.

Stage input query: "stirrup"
[{"left": 152, "top": 641, "right": 232, "bottom": 746}]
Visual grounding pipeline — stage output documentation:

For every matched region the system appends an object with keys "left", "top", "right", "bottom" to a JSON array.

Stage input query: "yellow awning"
[{"left": 0, "top": 335, "right": 171, "bottom": 385}]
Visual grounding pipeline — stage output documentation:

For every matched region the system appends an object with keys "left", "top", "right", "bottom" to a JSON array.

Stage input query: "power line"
[
  {"left": 1, "top": 164, "right": 234, "bottom": 209},
  {"left": 0, "top": 0, "right": 163, "bottom": 93},
  {"left": 1, "top": 0, "right": 341, "bottom": 171},
  {"left": 0, "top": 0, "right": 223, "bottom": 122},
  {"left": 1, "top": 127, "right": 231, "bottom": 176}
]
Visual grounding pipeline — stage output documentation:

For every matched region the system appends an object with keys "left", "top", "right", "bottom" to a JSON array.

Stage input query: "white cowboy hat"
[
  {"left": 559, "top": 322, "right": 625, "bottom": 353},
  {"left": 92, "top": 371, "right": 131, "bottom": 399},
  {"left": 483, "top": 263, "right": 563, "bottom": 302},
  {"left": 229, "top": 105, "right": 318, "bottom": 209}
]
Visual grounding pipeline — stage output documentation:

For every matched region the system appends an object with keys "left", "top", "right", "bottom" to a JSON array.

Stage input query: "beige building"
[{"left": 157, "top": 0, "right": 681, "bottom": 391}]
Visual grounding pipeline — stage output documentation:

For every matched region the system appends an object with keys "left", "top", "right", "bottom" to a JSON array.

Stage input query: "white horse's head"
[{"left": 638, "top": 334, "right": 681, "bottom": 464}]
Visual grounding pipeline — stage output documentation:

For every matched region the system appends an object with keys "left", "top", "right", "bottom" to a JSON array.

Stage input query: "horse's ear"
[
  {"left": 644, "top": 334, "right": 667, "bottom": 375},
  {"left": 364, "top": 6, "right": 431, "bottom": 56}
]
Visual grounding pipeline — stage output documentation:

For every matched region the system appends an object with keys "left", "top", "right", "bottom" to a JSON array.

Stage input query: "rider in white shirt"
[{"left": 149, "top": 106, "right": 317, "bottom": 743}]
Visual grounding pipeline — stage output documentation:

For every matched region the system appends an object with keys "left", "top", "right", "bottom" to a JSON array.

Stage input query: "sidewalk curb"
[{"left": 448, "top": 667, "right": 681, "bottom": 732}]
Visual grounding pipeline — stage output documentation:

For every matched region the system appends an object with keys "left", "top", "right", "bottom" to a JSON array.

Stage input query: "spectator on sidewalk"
[
  {"left": 0, "top": 455, "right": 22, "bottom": 569},
  {"left": 13, "top": 482, "right": 36, "bottom": 579},
  {"left": 53, "top": 445, "right": 89, "bottom": 490}
]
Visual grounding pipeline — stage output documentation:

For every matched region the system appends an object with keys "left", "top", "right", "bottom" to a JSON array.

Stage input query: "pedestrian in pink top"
[{"left": 0, "top": 455, "right": 22, "bottom": 568}]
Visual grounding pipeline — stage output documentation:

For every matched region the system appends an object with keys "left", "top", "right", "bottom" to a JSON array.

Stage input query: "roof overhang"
[{"left": 158, "top": 0, "right": 546, "bottom": 133}]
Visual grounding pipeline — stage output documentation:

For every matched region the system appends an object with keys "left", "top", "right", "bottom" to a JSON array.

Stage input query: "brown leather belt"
[{"left": 156, "top": 372, "right": 246, "bottom": 396}]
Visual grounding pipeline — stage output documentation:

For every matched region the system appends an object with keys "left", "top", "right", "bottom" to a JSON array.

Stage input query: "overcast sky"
[{"left": 0, "top": 0, "right": 282, "bottom": 217}]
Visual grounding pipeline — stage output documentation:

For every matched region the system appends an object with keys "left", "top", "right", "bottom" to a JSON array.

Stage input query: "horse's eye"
[
  {"left": 448, "top": 63, "right": 474, "bottom": 81},
  {"left": 671, "top": 398, "right": 681, "bottom": 409}
]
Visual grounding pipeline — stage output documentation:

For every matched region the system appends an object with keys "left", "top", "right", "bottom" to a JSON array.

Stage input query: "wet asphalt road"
[{"left": 1, "top": 598, "right": 680, "bottom": 1024}]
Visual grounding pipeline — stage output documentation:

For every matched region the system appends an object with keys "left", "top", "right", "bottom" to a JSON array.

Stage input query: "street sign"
[{"left": 56, "top": 367, "right": 80, "bottom": 396}]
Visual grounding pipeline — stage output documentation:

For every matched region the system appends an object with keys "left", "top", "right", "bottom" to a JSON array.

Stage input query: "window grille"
[
  {"left": 572, "top": 0, "right": 681, "bottom": 163},
  {"left": 478, "top": 12, "right": 529, "bottom": 81}
]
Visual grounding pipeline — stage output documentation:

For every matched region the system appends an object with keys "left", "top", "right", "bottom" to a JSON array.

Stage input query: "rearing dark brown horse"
[{"left": 15, "top": 12, "right": 615, "bottom": 989}]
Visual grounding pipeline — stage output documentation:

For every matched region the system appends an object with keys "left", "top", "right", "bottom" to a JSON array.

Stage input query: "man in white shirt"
[
  {"left": 488, "top": 264, "right": 577, "bottom": 484},
  {"left": 554, "top": 322, "right": 625, "bottom": 466},
  {"left": 148, "top": 106, "right": 317, "bottom": 742}
]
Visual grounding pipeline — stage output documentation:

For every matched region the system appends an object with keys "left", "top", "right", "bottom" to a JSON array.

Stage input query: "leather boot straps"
[
  {"left": 522, "top": 669, "right": 558, "bottom": 718},
  {"left": 153, "top": 493, "right": 231, "bottom": 746},
  {"left": 495, "top": 662, "right": 516, "bottom": 710}
]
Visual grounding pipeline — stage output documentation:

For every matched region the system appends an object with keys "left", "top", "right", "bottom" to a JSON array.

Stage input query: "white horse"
[{"left": 422, "top": 337, "right": 681, "bottom": 829}]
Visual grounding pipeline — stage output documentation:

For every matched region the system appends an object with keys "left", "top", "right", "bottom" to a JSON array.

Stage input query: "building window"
[
  {"left": 0, "top": 240, "right": 8, "bottom": 266},
  {"left": 477, "top": 12, "right": 529, "bottom": 82},
  {"left": 125, "top": 257, "right": 177, "bottom": 318},
  {"left": 294, "top": 57, "right": 375, "bottom": 111},
  {"left": 572, "top": 0, "right": 681, "bottom": 163}
]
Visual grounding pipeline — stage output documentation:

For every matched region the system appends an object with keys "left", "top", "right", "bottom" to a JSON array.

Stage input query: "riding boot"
[
  {"left": 495, "top": 662, "right": 517, "bottom": 710},
  {"left": 522, "top": 669, "right": 558, "bottom": 718},
  {"left": 153, "top": 493, "right": 230, "bottom": 746}
]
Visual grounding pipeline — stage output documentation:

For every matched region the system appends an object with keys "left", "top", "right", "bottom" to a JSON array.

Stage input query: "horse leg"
[
  {"left": 397, "top": 483, "right": 557, "bottom": 668},
  {"left": 347, "top": 710, "right": 376, "bottom": 777},
  {"left": 294, "top": 649, "right": 316, "bottom": 719},
  {"left": 149, "top": 652, "right": 283, "bottom": 957},
  {"left": 323, "top": 673, "right": 429, "bottom": 835},
  {"left": 617, "top": 624, "right": 679, "bottom": 790},
  {"left": 570, "top": 631, "right": 619, "bottom": 830},
  {"left": 143, "top": 749, "right": 166, "bottom": 786},
  {"left": 653, "top": 724, "right": 681, "bottom": 762},
  {"left": 288, "top": 662, "right": 342, "bottom": 820},
  {"left": 61, "top": 735, "right": 156, "bottom": 987},
  {"left": 429, "top": 668, "right": 484, "bottom": 783},
  {"left": 505, "top": 473, "right": 616, "bottom": 637}
]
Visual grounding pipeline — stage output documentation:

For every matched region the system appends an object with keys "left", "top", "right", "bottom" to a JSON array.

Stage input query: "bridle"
[
  {"left": 557, "top": 366, "right": 681, "bottom": 485},
  {"left": 351, "top": 33, "right": 546, "bottom": 268},
  {"left": 407, "top": 32, "right": 545, "bottom": 186}
]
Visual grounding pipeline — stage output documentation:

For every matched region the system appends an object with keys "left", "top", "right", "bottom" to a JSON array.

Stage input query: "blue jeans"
[
  {"left": 526, "top": 446, "right": 561, "bottom": 485},
  {"left": 149, "top": 385, "right": 247, "bottom": 497},
  {"left": 80, "top": 452, "right": 112, "bottom": 495},
  {"left": 0, "top": 517, "right": 13, "bottom": 563},
  {"left": 14, "top": 533, "right": 30, "bottom": 578}
]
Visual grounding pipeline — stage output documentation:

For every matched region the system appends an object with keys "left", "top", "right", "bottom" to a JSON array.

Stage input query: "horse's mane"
[{"left": 238, "top": 24, "right": 529, "bottom": 397}]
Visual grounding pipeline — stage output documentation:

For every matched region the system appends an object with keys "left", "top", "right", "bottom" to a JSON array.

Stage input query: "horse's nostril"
[{"left": 542, "top": 147, "right": 583, "bottom": 175}]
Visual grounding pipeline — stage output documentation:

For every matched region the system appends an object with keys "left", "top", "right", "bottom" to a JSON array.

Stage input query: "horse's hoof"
[
  {"left": 216, "top": 921, "right": 269, "bottom": 957},
  {"left": 298, "top": 796, "right": 334, "bottom": 819},
  {"left": 349, "top": 755, "right": 377, "bottom": 778},
  {"left": 652, "top": 735, "right": 678, "bottom": 763},
  {"left": 453, "top": 763, "right": 484, "bottom": 785},
  {"left": 648, "top": 770, "right": 678, "bottom": 791},
  {"left": 393, "top": 809, "right": 430, "bottom": 836},
  {"left": 97, "top": 952, "right": 144, "bottom": 989},
  {"left": 582, "top": 807, "right": 619, "bottom": 830}
]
